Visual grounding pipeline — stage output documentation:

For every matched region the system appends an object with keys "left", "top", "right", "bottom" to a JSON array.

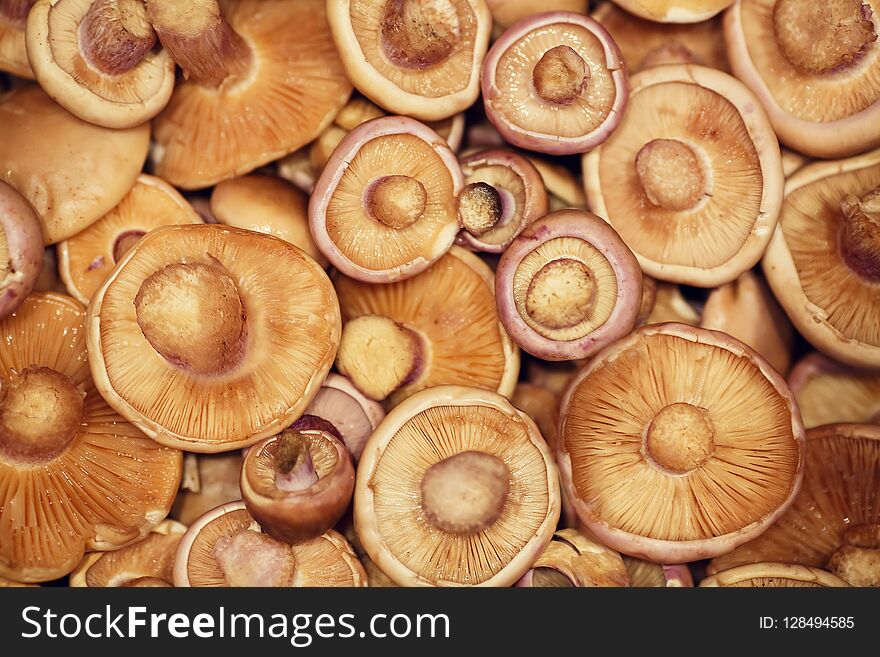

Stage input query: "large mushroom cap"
[
  {"left": 0, "top": 85, "right": 149, "bottom": 244},
  {"left": 585, "top": 64, "right": 783, "bottom": 287},
  {"left": 701, "top": 562, "right": 849, "bottom": 587},
  {"left": 0, "top": 292, "right": 182, "bottom": 583},
  {"left": 0, "top": 0, "right": 34, "bottom": 78},
  {"left": 354, "top": 385, "right": 560, "bottom": 587},
  {"left": 558, "top": 323, "right": 805, "bottom": 563},
  {"left": 788, "top": 353, "right": 880, "bottom": 429},
  {"left": 87, "top": 224, "right": 340, "bottom": 453},
  {"left": 725, "top": 0, "right": 880, "bottom": 158},
  {"left": 612, "top": 0, "right": 734, "bottom": 23}
]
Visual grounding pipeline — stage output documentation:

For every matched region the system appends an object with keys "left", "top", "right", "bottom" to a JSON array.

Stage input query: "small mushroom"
[
  {"left": 355, "top": 385, "right": 560, "bottom": 586},
  {"left": 87, "top": 224, "right": 340, "bottom": 453},
  {"left": 725, "top": 0, "right": 880, "bottom": 158},
  {"left": 334, "top": 246, "right": 519, "bottom": 404},
  {"left": 171, "top": 452, "right": 243, "bottom": 526},
  {"left": 708, "top": 423, "right": 880, "bottom": 587},
  {"left": 762, "top": 149, "right": 880, "bottom": 367},
  {"left": 585, "top": 64, "right": 783, "bottom": 287},
  {"left": 495, "top": 209, "right": 643, "bottom": 361},
  {"left": 0, "top": 84, "right": 149, "bottom": 244},
  {"left": 622, "top": 558, "right": 694, "bottom": 587},
  {"left": 611, "top": 0, "right": 734, "bottom": 23},
  {"left": 26, "top": 0, "right": 175, "bottom": 128},
  {"left": 173, "top": 501, "right": 366, "bottom": 587},
  {"left": 526, "top": 156, "right": 588, "bottom": 211},
  {"left": 788, "top": 352, "right": 880, "bottom": 429},
  {"left": 0, "top": 292, "right": 182, "bottom": 583},
  {"left": 457, "top": 149, "right": 548, "bottom": 253},
  {"left": 58, "top": 174, "right": 201, "bottom": 305},
  {"left": 0, "top": 180, "right": 44, "bottom": 319},
  {"left": 0, "top": 0, "right": 35, "bottom": 78},
  {"left": 310, "top": 116, "right": 463, "bottom": 283},
  {"left": 240, "top": 429, "right": 355, "bottom": 543},
  {"left": 326, "top": 0, "right": 492, "bottom": 121},
  {"left": 514, "top": 529, "right": 631, "bottom": 587},
  {"left": 700, "top": 563, "right": 849, "bottom": 588},
  {"left": 482, "top": 12, "right": 628, "bottom": 155},
  {"left": 147, "top": 0, "right": 352, "bottom": 189},
  {"left": 558, "top": 323, "right": 805, "bottom": 562}
]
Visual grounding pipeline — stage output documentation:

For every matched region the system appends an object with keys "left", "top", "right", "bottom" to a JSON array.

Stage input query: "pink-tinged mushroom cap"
[{"left": 0, "top": 181, "right": 44, "bottom": 319}]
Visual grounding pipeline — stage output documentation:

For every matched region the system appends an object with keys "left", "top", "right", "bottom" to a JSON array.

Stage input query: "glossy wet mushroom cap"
[
  {"left": 0, "top": 0, "right": 35, "bottom": 78},
  {"left": 514, "top": 528, "right": 631, "bottom": 587},
  {"left": 701, "top": 563, "right": 849, "bottom": 587},
  {"left": 788, "top": 353, "right": 880, "bottom": 429},
  {"left": 0, "top": 180, "right": 44, "bottom": 319},
  {"left": 613, "top": 0, "right": 734, "bottom": 23}
]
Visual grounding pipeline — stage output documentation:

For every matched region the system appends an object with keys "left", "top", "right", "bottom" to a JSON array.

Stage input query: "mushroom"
[
  {"left": 0, "top": 180, "right": 44, "bottom": 319},
  {"left": 526, "top": 156, "right": 588, "bottom": 211},
  {"left": 558, "top": 323, "right": 805, "bottom": 563},
  {"left": 644, "top": 282, "right": 701, "bottom": 325},
  {"left": 495, "top": 209, "right": 643, "bottom": 361},
  {"left": 146, "top": 0, "right": 352, "bottom": 189},
  {"left": 34, "top": 246, "right": 66, "bottom": 294},
  {"left": 210, "top": 174, "right": 326, "bottom": 268},
  {"left": 173, "top": 501, "right": 366, "bottom": 587},
  {"left": 457, "top": 149, "right": 548, "bottom": 253},
  {"left": 0, "top": 84, "right": 149, "bottom": 244},
  {"left": 0, "top": 292, "right": 182, "bottom": 583},
  {"left": 788, "top": 352, "right": 880, "bottom": 429},
  {"left": 487, "top": 1, "right": 590, "bottom": 34},
  {"left": 361, "top": 555, "right": 397, "bottom": 587},
  {"left": 622, "top": 558, "right": 694, "bottom": 587},
  {"left": 69, "top": 520, "right": 187, "bottom": 587},
  {"left": 334, "top": 246, "right": 519, "bottom": 404},
  {"left": 355, "top": 385, "right": 560, "bottom": 586},
  {"left": 0, "top": 576, "right": 37, "bottom": 587},
  {"left": 171, "top": 452, "right": 243, "bottom": 526},
  {"left": 291, "top": 373, "right": 385, "bottom": 462},
  {"left": 309, "top": 116, "right": 463, "bottom": 283},
  {"left": 708, "top": 423, "right": 880, "bottom": 587},
  {"left": 58, "top": 174, "right": 201, "bottom": 305},
  {"left": 525, "top": 358, "right": 582, "bottom": 395},
  {"left": 763, "top": 150, "right": 880, "bottom": 367},
  {"left": 482, "top": 12, "right": 628, "bottom": 155},
  {"left": 725, "top": 0, "right": 880, "bottom": 158},
  {"left": 87, "top": 224, "right": 340, "bottom": 453},
  {"left": 514, "top": 529, "right": 631, "bottom": 587},
  {"left": 592, "top": 1, "right": 729, "bottom": 72},
  {"left": 0, "top": 0, "right": 34, "bottom": 78},
  {"left": 584, "top": 64, "right": 783, "bottom": 287},
  {"left": 611, "top": 0, "right": 734, "bottom": 23},
  {"left": 326, "top": 0, "right": 492, "bottom": 121},
  {"left": 26, "top": 0, "right": 175, "bottom": 128},
  {"left": 240, "top": 429, "right": 355, "bottom": 543},
  {"left": 700, "top": 563, "right": 849, "bottom": 588}
]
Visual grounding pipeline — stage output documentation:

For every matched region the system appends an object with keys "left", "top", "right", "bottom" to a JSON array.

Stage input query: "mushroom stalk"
[
  {"left": 273, "top": 431, "right": 318, "bottom": 492},
  {"left": 840, "top": 189, "right": 880, "bottom": 281},
  {"left": 80, "top": 0, "right": 157, "bottom": 75}
]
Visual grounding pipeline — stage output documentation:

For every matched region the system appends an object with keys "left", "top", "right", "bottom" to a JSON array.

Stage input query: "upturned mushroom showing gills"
[
  {"left": 514, "top": 528, "right": 631, "bottom": 587},
  {"left": 354, "top": 386, "right": 560, "bottom": 586},
  {"left": 0, "top": 0, "right": 34, "bottom": 78},
  {"left": 611, "top": 0, "right": 734, "bottom": 23},
  {"left": 173, "top": 501, "right": 366, "bottom": 587},
  {"left": 0, "top": 85, "right": 149, "bottom": 244},
  {"left": 87, "top": 224, "right": 340, "bottom": 453},
  {"left": 334, "top": 247, "right": 519, "bottom": 404},
  {"left": 763, "top": 149, "right": 880, "bottom": 368},
  {"left": 241, "top": 429, "right": 355, "bottom": 543},
  {"left": 58, "top": 174, "right": 202, "bottom": 305},
  {"left": 495, "top": 209, "right": 643, "bottom": 361},
  {"left": 482, "top": 12, "right": 628, "bottom": 155},
  {"left": 0, "top": 180, "right": 44, "bottom": 319},
  {"left": 146, "top": 0, "right": 351, "bottom": 189},
  {"left": 26, "top": 0, "right": 175, "bottom": 128},
  {"left": 701, "top": 563, "right": 849, "bottom": 587},
  {"left": 558, "top": 323, "right": 805, "bottom": 563},
  {"left": 725, "top": 0, "right": 880, "bottom": 158},
  {"left": 788, "top": 353, "right": 880, "bottom": 429},
  {"left": 310, "top": 116, "right": 463, "bottom": 283},
  {"left": 457, "top": 149, "right": 548, "bottom": 253},
  {"left": 326, "top": 0, "right": 491, "bottom": 121},
  {"left": 708, "top": 424, "right": 880, "bottom": 586},
  {"left": 585, "top": 64, "right": 783, "bottom": 288},
  {"left": 0, "top": 292, "right": 182, "bottom": 583}
]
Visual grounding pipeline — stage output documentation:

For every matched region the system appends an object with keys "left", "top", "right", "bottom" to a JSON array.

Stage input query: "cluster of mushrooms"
[{"left": 0, "top": 0, "right": 878, "bottom": 589}]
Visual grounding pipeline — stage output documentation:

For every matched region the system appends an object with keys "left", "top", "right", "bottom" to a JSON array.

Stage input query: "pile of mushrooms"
[{"left": 0, "top": 0, "right": 877, "bottom": 589}]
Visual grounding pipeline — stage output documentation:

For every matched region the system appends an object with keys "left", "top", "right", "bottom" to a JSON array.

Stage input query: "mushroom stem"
[
  {"left": 841, "top": 190, "right": 880, "bottom": 282},
  {"left": 145, "top": 0, "right": 251, "bottom": 87},
  {"left": 525, "top": 258, "right": 597, "bottom": 330},
  {"left": 532, "top": 45, "right": 590, "bottom": 105},
  {"left": 273, "top": 430, "right": 319, "bottom": 492},
  {"left": 458, "top": 182, "right": 504, "bottom": 237},
  {"left": 827, "top": 523, "right": 880, "bottom": 587},
  {"left": 645, "top": 403, "right": 715, "bottom": 474},
  {"left": 380, "top": 0, "right": 460, "bottom": 69},
  {"left": 635, "top": 139, "right": 709, "bottom": 212},
  {"left": 366, "top": 175, "right": 428, "bottom": 230},
  {"left": 0, "top": 0, "right": 33, "bottom": 24},
  {"left": 80, "top": 0, "right": 157, "bottom": 76}
]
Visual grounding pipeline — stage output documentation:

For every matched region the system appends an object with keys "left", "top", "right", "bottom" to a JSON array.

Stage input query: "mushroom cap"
[
  {"left": 781, "top": 148, "right": 809, "bottom": 178},
  {"left": 0, "top": 292, "right": 182, "bottom": 583},
  {"left": 644, "top": 282, "right": 701, "bottom": 326},
  {"left": 515, "top": 528, "right": 631, "bottom": 587},
  {"left": 0, "top": 85, "right": 149, "bottom": 243},
  {"left": 558, "top": 322, "right": 805, "bottom": 563},
  {"left": 526, "top": 156, "right": 587, "bottom": 210},
  {"left": 762, "top": 149, "right": 880, "bottom": 367},
  {"left": 151, "top": 0, "right": 352, "bottom": 189},
  {"left": 0, "top": 179, "right": 44, "bottom": 319},
  {"left": 26, "top": 0, "right": 175, "bottom": 128},
  {"left": 58, "top": 174, "right": 201, "bottom": 305},
  {"left": 622, "top": 557, "right": 694, "bottom": 587},
  {"left": 788, "top": 352, "right": 880, "bottom": 429},
  {"left": 585, "top": 64, "right": 783, "bottom": 287},
  {"left": 488, "top": 1, "right": 590, "bottom": 31},
  {"left": 326, "top": 0, "right": 491, "bottom": 121},
  {"left": 482, "top": 12, "right": 628, "bottom": 155},
  {"left": 354, "top": 385, "right": 560, "bottom": 586},
  {"left": 0, "top": 0, "right": 34, "bottom": 78},
  {"left": 87, "top": 224, "right": 340, "bottom": 453},
  {"left": 612, "top": 0, "right": 734, "bottom": 23},
  {"left": 724, "top": 0, "right": 880, "bottom": 158},
  {"left": 700, "top": 562, "right": 849, "bottom": 587}
]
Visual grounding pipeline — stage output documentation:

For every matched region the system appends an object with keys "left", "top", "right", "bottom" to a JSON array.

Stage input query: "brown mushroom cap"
[
  {"left": 788, "top": 352, "right": 880, "bottom": 429},
  {"left": 585, "top": 64, "right": 783, "bottom": 287},
  {"left": 0, "top": 0, "right": 34, "bottom": 78},
  {"left": 171, "top": 452, "right": 243, "bottom": 526},
  {"left": 612, "top": 0, "right": 734, "bottom": 23},
  {"left": 0, "top": 85, "right": 149, "bottom": 244},
  {"left": 559, "top": 323, "right": 805, "bottom": 563},
  {"left": 87, "top": 224, "right": 340, "bottom": 453},
  {"left": 701, "top": 562, "right": 849, "bottom": 587},
  {"left": 0, "top": 292, "right": 182, "bottom": 583},
  {"left": 515, "top": 528, "right": 631, "bottom": 587},
  {"left": 355, "top": 385, "right": 560, "bottom": 587},
  {"left": 0, "top": 179, "right": 44, "bottom": 319}
]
